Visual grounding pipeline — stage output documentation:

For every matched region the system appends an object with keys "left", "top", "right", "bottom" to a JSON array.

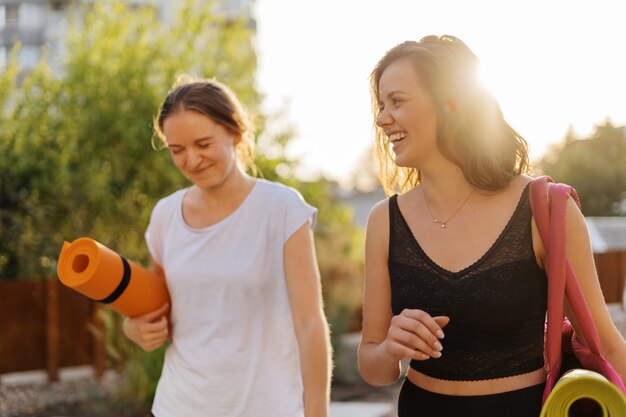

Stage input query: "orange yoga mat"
[{"left": 57, "top": 237, "right": 170, "bottom": 318}]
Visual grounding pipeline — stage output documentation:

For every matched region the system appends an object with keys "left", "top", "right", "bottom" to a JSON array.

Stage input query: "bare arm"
[
  {"left": 122, "top": 259, "right": 170, "bottom": 352},
  {"left": 284, "top": 223, "right": 331, "bottom": 417},
  {"left": 358, "top": 200, "right": 447, "bottom": 386},
  {"left": 560, "top": 197, "right": 626, "bottom": 380}
]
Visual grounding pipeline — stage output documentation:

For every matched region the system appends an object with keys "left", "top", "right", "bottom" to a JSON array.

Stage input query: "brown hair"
[
  {"left": 154, "top": 76, "right": 255, "bottom": 171},
  {"left": 371, "top": 35, "right": 530, "bottom": 195}
]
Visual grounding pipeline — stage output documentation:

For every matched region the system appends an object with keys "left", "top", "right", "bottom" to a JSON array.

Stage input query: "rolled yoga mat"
[
  {"left": 57, "top": 237, "right": 170, "bottom": 318},
  {"left": 540, "top": 369, "right": 626, "bottom": 417}
]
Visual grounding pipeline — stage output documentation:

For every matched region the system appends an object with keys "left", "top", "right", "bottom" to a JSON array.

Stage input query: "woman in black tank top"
[{"left": 357, "top": 35, "right": 626, "bottom": 417}]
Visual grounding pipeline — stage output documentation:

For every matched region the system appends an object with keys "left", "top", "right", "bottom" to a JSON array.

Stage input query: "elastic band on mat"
[{"left": 97, "top": 255, "right": 131, "bottom": 304}]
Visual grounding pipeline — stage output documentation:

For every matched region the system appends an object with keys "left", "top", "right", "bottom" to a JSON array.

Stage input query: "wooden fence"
[
  {"left": 0, "top": 279, "right": 105, "bottom": 385},
  {"left": 595, "top": 252, "right": 626, "bottom": 304}
]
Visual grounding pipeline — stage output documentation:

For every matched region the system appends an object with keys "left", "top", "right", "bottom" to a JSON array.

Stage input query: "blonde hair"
[
  {"left": 153, "top": 75, "right": 255, "bottom": 172},
  {"left": 371, "top": 35, "right": 530, "bottom": 195}
]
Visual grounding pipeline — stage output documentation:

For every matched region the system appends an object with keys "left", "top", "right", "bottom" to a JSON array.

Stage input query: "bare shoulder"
[
  {"left": 511, "top": 173, "right": 534, "bottom": 193},
  {"left": 565, "top": 190, "right": 587, "bottom": 234},
  {"left": 366, "top": 197, "right": 390, "bottom": 232},
  {"left": 538, "top": 176, "right": 584, "bottom": 221},
  {"left": 364, "top": 198, "right": 392, "bottom": 255}
]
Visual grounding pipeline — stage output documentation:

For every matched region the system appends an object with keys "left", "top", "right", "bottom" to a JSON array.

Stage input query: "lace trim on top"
[{"left": 388, "top": 183, "right": 548, "bottom": 381}]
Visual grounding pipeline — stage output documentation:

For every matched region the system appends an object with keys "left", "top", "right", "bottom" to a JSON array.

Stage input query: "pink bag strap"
[{"left": 530, "top": 176, "right": 626, "bottom": 400}]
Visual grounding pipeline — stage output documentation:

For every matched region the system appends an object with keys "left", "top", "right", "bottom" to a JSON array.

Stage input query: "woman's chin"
[{"left": 394, "top": 154, "right": 412, "bottom": 168}]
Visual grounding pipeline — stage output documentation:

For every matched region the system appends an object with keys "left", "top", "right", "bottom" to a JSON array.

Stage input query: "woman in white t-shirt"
[{"left": 122, "top": 78, "right": 331, "bottom": 417}]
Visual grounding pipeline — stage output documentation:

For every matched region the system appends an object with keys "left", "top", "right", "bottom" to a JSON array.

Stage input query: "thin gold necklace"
[{"left": 422, "top": 186, "right": 474, "bottom": 229}]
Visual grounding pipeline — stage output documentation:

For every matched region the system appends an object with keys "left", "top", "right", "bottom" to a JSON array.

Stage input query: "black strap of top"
[{"left": 96, "top": 255, "right": 131, "bottom": 304}]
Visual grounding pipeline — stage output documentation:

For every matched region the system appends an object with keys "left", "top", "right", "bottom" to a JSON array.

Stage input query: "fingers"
[
  {"left": 433, "top": 316, "right": 450, "bottom": 333},
  {"left": 141, "top": 330, "right": 169, "bottom": 346},
  {"left": 141, "top": 329, "right": 169, "bottom": 352},
  {"left": 393, "top": 318, "right": 442, "bottom": 358},
  {"left": 126, "top": 313, "right": 170, "bottom": 352},
  {"left": 385, "top": 310, "right": 449, "bottom": 361},
  {"left": 386, "top": 341, "right": 431, "bottom": 361},
  {"left": 141, "top": 303, "right": 170, "bottom": 322},
  {"left": 401, "top": 310, "right": 447, "bottom": 339},
  {"left": 139, "top": 321, "right": 169, "bottom": 348},
  {"left": 138, "top": 316, "right": 169, "bottom": 352},
  {"left": 139, "top": 315, "right": 169, "bottom": 333}
]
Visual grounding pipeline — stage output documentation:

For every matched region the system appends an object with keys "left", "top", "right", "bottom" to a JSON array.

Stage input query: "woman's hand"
[
  {"left": 383, "top": 309, "right": 449, "bottom": 362},
  {"left": 123, "top": 303, "right": 170, "bottom": 352}
]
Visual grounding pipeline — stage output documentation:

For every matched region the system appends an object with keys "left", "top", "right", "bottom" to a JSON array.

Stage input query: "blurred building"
[
  {"left": 586, "top": 217, "right": 626, "bottom": 305},
  {"left": 0, "top": 0, "right": 255, "bottom": 72},
  {"left": 338, "top": 186, "right": 385, "bottom": 229}
]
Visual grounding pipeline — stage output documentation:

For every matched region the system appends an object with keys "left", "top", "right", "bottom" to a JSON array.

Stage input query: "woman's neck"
[
  {"left": 194, "top": 167, "right": 254, "bottom": 209},
  {"left": 419, "top": 163, "right": 473, "bottom": 205}
]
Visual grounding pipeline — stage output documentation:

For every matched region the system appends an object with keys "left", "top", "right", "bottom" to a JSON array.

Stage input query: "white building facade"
[{"left": 0, "top": 0, "right": 254, "bottom": 72}]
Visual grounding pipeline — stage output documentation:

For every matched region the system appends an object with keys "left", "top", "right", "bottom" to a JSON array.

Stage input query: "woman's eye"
[
  {"left": 198, "top": 143, "right": 210, "bottom": 149},
  {"left": 170, "top": 148, "right": 183, "bottom": 155},
  {"left": 392, "top": 98, "right": 403, "bottom": 105}
]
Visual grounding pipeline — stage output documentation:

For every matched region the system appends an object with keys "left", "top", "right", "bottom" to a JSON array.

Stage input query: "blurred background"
[{"left": 1, "top": 1, "right": 625, "bottom": 416}]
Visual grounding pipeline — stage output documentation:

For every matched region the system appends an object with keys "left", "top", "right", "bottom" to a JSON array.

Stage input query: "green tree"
[
  {"left": 539, "top": 121, "right": 626, "bottom": 216},
  {"left": 1, "top": 0, "right": 364, "bottom": 405},
  {"left": 0, "top": 50, "right": 64, "bottom": 278},
  {"left": 0, "top": 0, "right": 260, "bottom": 279}
]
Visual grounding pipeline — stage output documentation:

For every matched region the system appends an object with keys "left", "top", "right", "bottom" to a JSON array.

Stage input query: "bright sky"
[{"left": 254, "top": 0, "right": 626, "bottom": 187}]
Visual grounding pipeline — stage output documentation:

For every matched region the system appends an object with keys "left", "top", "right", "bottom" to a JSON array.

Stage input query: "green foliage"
[
  {"left": 0, "top": 0, "right": 260, "bottom": 278},
  {"left": 1, "top": 0, "right": 365, "bottom": 405},
  {"left": 539, "top": 122, "right": 626, "bottom": 216},
  {"left": 0, "top": 50, "right": 63, "bottom": 278}
]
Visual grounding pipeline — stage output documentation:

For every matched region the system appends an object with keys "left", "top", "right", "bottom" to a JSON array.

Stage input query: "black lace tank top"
[{"left": 388, "top": 184, "right": 547, "bottom": 381}]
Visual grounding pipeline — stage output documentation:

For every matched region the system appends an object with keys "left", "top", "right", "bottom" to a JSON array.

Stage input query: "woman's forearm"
[
  {"left": 605, "top": 340, "right": 626, "bottom": 383},
  {"left": 358, "top": 341, "right": 402, "bottom": 386},
  {"left": 296, "top": 318, "right": 331, "bottom": 417}
]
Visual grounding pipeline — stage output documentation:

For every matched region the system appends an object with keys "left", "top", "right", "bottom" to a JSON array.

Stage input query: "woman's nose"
[
  {"left": 376, "top": 107, "right": 392, "bottom": 127},
  {"left": 186, "top": 150, "right": 203, "bottom": 168}
]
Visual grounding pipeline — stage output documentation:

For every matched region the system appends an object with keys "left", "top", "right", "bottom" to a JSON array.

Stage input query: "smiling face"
[
  {"left": 162, "top": 109, "right": 240, "bottom": 190},
  {"left": 375, "top": 58, "right": 440, "bottom": 169},
  {"left": 371, "top": 36, "right": 530, "bottom": 195}
]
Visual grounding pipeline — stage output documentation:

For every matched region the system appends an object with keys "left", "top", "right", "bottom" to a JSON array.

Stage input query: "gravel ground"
[
  {"left": 0, "top": 368, "right": 400, "bottom": 417},
  {"left": 331, "top": 378, "right": 402, "bottom": 403},
  {"left": 1, "top": 369, "right": 397, "bottom": 417},
  {"left": 1, "top": 379, "right": 397, "bottom": 417},
  {"left": 332, "top": 379, "right": 401, "bottom": 417},
  {"left": 0, "top": 370, "right": 149, "bottom": 417}
]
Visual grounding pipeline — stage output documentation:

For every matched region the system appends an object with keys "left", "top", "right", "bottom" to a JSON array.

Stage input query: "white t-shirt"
[{"left": 145, "top": 179, "right": 317, "bottom": 417}]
